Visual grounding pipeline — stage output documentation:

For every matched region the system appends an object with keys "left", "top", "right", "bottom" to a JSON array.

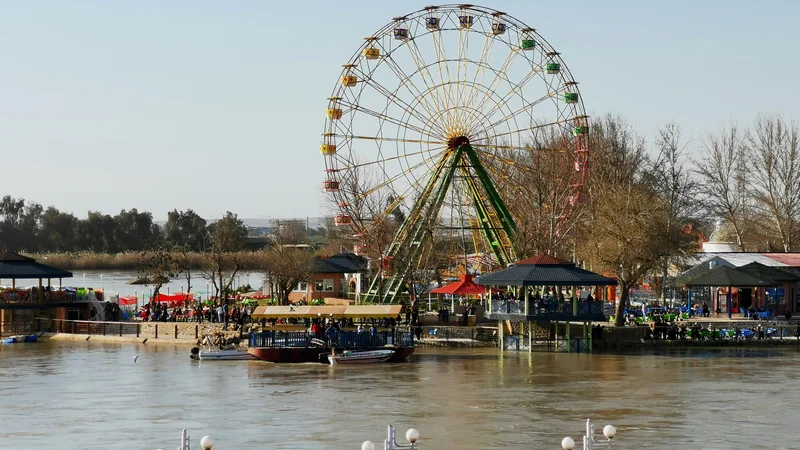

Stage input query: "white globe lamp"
[
  {"left": 200, "top": 435, "right": 215, "bottom": 450},
  {"left": 361, "top": 441, "right": 375, "bottom": 450},
  {"left": 561, "top": 436, "right": 575, "bottom": 450},
  {"left": 603, "top": 424, "right": 617, "bottom": 439},
  {"left": 406, "top": 428, "right": 420, "bottom": 444}
]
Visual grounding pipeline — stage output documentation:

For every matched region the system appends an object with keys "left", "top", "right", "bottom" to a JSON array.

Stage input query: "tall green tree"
[
  {"left": 164, "top": 209, "right": 208, "bottom": 252},
  {"left": 114, "top": 209, "right": 159, "bottom": 252},
  {"left": 39, "top": 207, "right": 79, "bottom": 252},
  {"left": 0, "top": 196, "right": 43, "bottom": 251}
]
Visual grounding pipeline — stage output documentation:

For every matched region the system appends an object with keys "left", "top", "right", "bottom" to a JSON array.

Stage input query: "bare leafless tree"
[
  {"left": 747, "top": 114, "right": 800, "bottom": 251},
  {"left": 261, "top": 220, "right": 314, "bottom": 305},
  {"left": 694, "top": 124, "right": 752, "bottom": 250},
  {"left": 651, "top": 122, "right": 703, "bottom": 299}
]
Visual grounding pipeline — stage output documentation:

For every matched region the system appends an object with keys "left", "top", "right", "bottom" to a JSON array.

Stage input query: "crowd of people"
[{"left": 136, "top": 301, "right": 253, "bottom": 330}]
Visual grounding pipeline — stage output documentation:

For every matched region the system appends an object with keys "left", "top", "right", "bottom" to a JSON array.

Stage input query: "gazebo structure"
[
  {"left": 476, "top": 255, "right": 617, "bottom": 353},
  {"left": 429, "top": 274, "right": 485, "bottom": 316},
  {"left": 0, "top": 252, "right": 74, "bottom": 335},
  {"left": 681, "top": 264, "right": 798, "bottom": 319}
]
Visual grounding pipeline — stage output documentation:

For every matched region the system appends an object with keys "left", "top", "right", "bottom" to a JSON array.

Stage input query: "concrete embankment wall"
[
  {"left": 33, "top": 319, "right": 240, "bottom": 346},
  {"left": 41, "top": 332, "right": 198, "bottom": 346}
]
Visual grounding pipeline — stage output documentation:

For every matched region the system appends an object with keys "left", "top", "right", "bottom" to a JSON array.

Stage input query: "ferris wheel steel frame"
[{"left": 321, "top": 4, "right": 589, "bottom": 304}]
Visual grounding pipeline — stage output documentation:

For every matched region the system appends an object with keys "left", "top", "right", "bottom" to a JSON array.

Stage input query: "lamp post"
[
  {"left": 166, "top": 429, "right": 213, "bottom": 450},
  {"left": 362, "top": 425, "right": 419, "bottom": 450},
  {"left": 562, "top": 419, "right": 616, "bottom": 450},
  {"left": 100, "top": 274, "right": 103, "bottom": 292}
]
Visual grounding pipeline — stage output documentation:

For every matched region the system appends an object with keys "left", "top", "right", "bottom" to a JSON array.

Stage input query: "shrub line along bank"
[{"left": 26, "top": 251, "right": 266, "bottom": 271}]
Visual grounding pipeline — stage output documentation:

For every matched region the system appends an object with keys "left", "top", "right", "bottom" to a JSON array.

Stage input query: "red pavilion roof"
[{"left": 430, "top": 274, "right": 486, "bottom": 295}]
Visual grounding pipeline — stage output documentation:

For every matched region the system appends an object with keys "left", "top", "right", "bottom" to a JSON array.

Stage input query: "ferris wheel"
[{"left": 321, "top": 4, "right": 589, "bottom": 303}]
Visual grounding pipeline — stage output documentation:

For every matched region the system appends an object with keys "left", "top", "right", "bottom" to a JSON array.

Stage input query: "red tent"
[
  {"left": 430, "top": 275, "right": 486, "bottom": 296},
  {"left": 151, "top": 292, "right": 194, "bottom": 303},
  {"left": 118, "top": 296, "right": 138, "bottom": 306}
]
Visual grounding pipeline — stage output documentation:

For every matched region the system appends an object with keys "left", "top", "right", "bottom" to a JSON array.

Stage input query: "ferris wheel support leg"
[
  {"left": 460, "top": 160, "right": 510, "bottom": 267},
  {"left": 461, "top": 145, "right": 517, "bottom": 265},
  {"left": 365, "top": 146, "right": 465, "bottom": 303}
]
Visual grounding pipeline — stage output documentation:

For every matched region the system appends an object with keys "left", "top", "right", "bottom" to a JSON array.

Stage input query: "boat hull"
[
  {"left": 197, "top": 350, "right": 256, "bottom": 361},
  {"left": 248, "top": 347, "right": 330, "bottom": 363},
  {"left": 249, "top": 346, "right": 414, "bottom": 364},
  {"left": 328, "top": 349, "right": 395, "bottom": 365},
  {"left": 388, "top": 346, "right": 415, "bottom": 362}
]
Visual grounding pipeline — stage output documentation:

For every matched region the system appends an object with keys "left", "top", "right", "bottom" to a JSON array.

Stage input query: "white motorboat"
[
  {"left": 191, "top": 347, "right": 256, "bottom": 360},
  {"left": 327, "top": 349, "right": 395, "bottom": 365},
  {"left": 191, "top": 336, "right": 256, "bottom": 361}
]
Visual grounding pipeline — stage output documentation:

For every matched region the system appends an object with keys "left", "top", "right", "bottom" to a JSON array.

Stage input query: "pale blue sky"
[{"left": 2, "top": 1, "right": 798, "bottom": 220}]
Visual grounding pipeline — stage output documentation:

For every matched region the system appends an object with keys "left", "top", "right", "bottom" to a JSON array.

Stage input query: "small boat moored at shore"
[
  {"left": 191, "top": 336, "right": 256, "bottom": 361},
  {"left": 328, "top": 348, "right": 395, "bottom": 365},
  {"left": 191, "top": 347, "right": 256, "bottom": 360}
]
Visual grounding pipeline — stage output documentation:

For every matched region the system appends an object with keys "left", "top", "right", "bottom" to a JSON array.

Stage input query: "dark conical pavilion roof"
[
  {"left": 684, "top": 265, "right": 777, "bottom": 287},
  {"left": 738, "top": 262, "right": 800, "bottom": 283},
  {"left": 475, "top": 255, "right": 617, "bottom": 287},
  {"left": 0, "top": 252, "right": 73, "bottom": 279}
]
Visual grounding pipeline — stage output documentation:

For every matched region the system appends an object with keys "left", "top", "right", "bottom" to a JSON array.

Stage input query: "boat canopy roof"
[{"left": 251, "top": 305, "right": 402, "bottom": 319}]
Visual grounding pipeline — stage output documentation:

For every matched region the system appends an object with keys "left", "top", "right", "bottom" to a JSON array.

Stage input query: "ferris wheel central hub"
[{"left": 447, "top": 135, "right": 470, "bottom": 149}]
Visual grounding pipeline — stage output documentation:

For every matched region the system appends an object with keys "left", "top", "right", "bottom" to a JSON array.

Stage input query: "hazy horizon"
[{"left": 3, "top": 1, "right": 799, "bottom": 219}]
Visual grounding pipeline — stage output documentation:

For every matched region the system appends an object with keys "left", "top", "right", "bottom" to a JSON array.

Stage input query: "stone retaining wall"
[{"left": 34, "top": 318, "right": 243, "bottom": 344}]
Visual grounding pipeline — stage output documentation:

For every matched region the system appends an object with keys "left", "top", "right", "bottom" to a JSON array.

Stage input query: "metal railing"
[
  {"left": 420, "top": 326, "right": 494, "bottom": 342},
  {"left": 503, "top": 335, "right": 590, "bottom": 353},
  {"left": 644, "top": 323, "right": 800, "bottom": 342},
  {"left": 490, "top": 299, "right": 604, "bottom": 318},
  {"left": 248, "top": 330, "right": 414, "bottom": 349},
  {"left": 0, "top": 321, "right": 34, "bottom": 337},
  {"left": 0, "top": 291, "right": 76, "bottom": 305}
]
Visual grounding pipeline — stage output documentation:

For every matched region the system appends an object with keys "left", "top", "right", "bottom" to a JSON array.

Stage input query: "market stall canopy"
[
  {"left": 118, "top": 296, "right": 138, "bottom": 306},
  {"left": 475, "top": 254, "right": 617, "bottom": 287},
  {"left": 430, "top": 274, "right": 486, "bottom": 295},
  {"left": 0, "top": 252, "right": 72, "bottom": 279},
  {"left": 683, "top": 266, "right": 779, "bottom": 288},
  {"left": 252, "top": 305, "right": 348, "bottom": 319},
  {"left": 343, "top": 305, "right": 402, "bottom": 318},
  {"left": 152, "top": 293, "right": 194, "bottom": 303},
  {"left": 251, "top": 305, "right": 401, "bottom": 319},
  {"left": 240, "top": 290, "right": 266, "bottom": 298}
]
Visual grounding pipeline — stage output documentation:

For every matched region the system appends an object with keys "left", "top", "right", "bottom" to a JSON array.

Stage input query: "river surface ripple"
[{"left": 1, "top": 343, "right": 798, "bottom": 449}]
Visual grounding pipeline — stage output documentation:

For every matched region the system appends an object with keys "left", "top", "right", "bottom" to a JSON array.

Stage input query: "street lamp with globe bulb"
[
  {"left": 405, "top": 428, "right": 419, "bottom": 444},
  {"left": 200, "top": 435, "right": 215, "bottom": 450},
  {"left": 362, "top": 441, "right": 376, "bottom": 450},
  {"left": 603, "top": 425, "right": 616, "bottom": 439},
  {"left": 561, "top": 437, "right": 575, "bottom": 450}
]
